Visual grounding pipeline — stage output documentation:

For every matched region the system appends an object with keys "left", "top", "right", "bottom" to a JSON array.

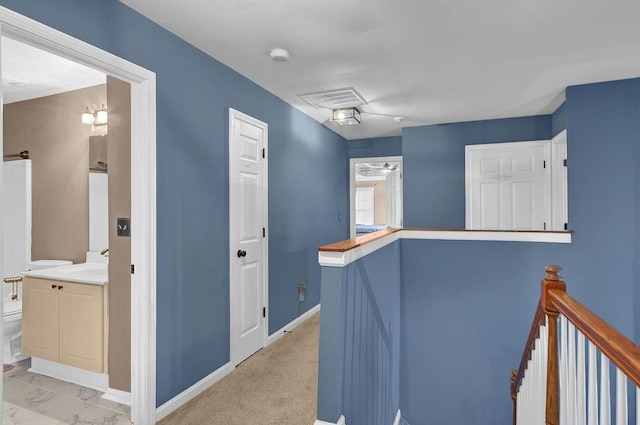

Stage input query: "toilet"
[{"left": 3, "top": 259, "right": 72, "bottom": 364}]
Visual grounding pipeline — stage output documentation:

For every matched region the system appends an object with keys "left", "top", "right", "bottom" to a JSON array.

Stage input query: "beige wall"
[
  {"left": 356, "top": 180, "right": 387, "bottom": 224},
  {"left": 4, "top": 85, "right": 106, "bottom": 264},
  {"left": 106, "top": 76, "right": 132, "bottom": 392}
]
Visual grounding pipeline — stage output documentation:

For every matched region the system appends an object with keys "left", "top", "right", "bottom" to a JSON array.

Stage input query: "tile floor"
[{"left": 3, "top": 359, "right": 131, "bottom": 425}]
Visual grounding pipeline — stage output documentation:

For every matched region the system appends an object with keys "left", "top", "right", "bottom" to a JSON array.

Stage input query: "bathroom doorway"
[
  {"left": 349, "top": 156, "right": 403, "bottom": 238},
  {"left": 0, "top": 8, "right": 156, "bottom": 425}
]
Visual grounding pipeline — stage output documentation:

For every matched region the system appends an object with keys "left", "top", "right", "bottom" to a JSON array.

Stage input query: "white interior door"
[
  {"left": 466, "top": 141, "right": 550, "bottom": 230},
  {"left": 550, "top": 130, "right": 568, "bottom": 230},
  {"left": 229, "top": 109, "right": 267, "bottom": 365}
]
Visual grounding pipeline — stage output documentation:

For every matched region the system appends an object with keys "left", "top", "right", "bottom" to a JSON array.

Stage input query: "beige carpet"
[{"left": 159, "top": 312, "right": 320, "bottom": 425}]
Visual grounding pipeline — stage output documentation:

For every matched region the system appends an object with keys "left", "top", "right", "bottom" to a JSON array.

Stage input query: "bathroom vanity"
[
  {"left": 21, "top": 259, "right": 109, "bottom": 389},
  {"left": 22, "top": 276, "right": 108, "bottom": 373}
]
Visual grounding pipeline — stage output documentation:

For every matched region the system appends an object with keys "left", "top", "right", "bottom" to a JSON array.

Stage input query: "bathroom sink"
[
  {"left": 22, "top": 262, "right": 108, "bottom": 285},
  {"left": 57, "top": 263, "right": 107, "bottom": 276}
]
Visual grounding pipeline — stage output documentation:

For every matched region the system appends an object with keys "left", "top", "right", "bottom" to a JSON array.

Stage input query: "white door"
[
  {"left": 229, "top": 109, "right": 267, "bottom": 365},
  {"left": 466, "top": 141, "right": 550, "bottom": 230},
  {"left": 550, "top": 130, "right": 568, "bottom": 231}
]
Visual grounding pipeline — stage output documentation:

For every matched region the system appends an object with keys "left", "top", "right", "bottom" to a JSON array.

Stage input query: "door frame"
[
  {"left": 349, "top": 156, "right": 403, "bottom": 238},
  {"left": 228, "top": 108, "right": 269, "bottom": 366},
  {"left": 0, "top": 7, "right": 157, "bottom": 425}
]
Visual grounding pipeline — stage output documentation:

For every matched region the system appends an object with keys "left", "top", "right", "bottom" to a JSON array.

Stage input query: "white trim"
[
  {"left": 266, "top": 304, "right": 321, "bottom": 346},
  {"left": 102, "top": 388, "right": 132, "bottom": 406},
  {"left": 319, "top": 229, "right": 571, "bottom": 267},
  {"left": 29, "top": 357, "right": 108, "bottom": 392},
  {"left": 401, "top": 229, "right": 571, "bottom": 243},
  {"left": 350, "top": 156, "right": 403, "bottom": 237},
  {"left": 228, "top": 108, "right": 269, "bottom": 366},
  {"left": 314, "top": 415, "right": 346, "bottom": 425},
  {"left": 0, "top": 7, "right": 157, "bottom": 425},
  {"left": 393, "top": 409, "right": 401, "bottom": 425},
  {"left": 155, "top": 362, "right": 234, "bottom": 421}
]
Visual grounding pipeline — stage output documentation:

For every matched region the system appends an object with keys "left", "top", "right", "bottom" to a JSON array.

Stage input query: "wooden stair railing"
[{"left": 511, "top": 265, "right": 640, "bottom": 425}]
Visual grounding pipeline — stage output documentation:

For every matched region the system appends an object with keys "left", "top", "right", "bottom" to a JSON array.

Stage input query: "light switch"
[{"left": 117, "top": 217, "right": 131, "bottom": 237}]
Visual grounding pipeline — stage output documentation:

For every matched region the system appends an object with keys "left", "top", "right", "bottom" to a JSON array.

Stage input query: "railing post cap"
[{"left": 544, "top": 265, "right": 563, "bottom": 281}]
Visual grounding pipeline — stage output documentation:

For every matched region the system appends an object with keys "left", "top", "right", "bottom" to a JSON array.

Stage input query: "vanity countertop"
[{"left": 22, "top": 262, "right": 108, "bottom": 286}]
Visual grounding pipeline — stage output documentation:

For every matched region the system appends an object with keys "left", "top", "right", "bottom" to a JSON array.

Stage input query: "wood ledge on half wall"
[{"left": 318, "top": 228, "right": 575, "bottom": 253}]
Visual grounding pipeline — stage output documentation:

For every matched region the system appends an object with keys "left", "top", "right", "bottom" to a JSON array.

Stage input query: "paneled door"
[
  {"left": 466, "top": 141, "right": 550, "bottom": 230},
  {"left": 229, "top": 109, "right": 268, "bottom": 365}
]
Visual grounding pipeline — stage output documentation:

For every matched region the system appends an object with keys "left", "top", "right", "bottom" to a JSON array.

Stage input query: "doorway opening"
[
  {"left": 0, "top": 7, "right": 156, "bottom": 425},
  {"left": 349, "top": 156, "right": 403, "bottom": 238}
]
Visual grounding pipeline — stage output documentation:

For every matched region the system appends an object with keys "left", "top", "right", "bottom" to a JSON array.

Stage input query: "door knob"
[
  {"left": 237, "top": 250, "right": 247, "bottom": 258},
  {"left": 58, "top": 285, "right": 63, "bottom": 290},
  {"left": 51, "top": 284, "right": 57, "bottom": 289}
]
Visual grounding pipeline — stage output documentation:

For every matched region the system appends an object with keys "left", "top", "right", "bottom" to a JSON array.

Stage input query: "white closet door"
[{"left": 466, "top": 141, "right": 551, "bottom": 230}]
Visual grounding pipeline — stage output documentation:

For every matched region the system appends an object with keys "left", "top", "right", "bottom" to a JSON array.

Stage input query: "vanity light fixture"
[
  {"left": 81, "top": 107, "right": 95, "bottom": 125},
  {"left": 95, "top": 104, "right": 108, "bottom": 125},
  {"left": 332, "top": 107, "right": 361, "bottom": 126},
  {"left": 81, "top": 104, "right": 108, "bottom": 125}
]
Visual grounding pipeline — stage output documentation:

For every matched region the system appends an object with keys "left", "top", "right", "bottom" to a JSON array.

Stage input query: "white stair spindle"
[
  {"left": 577, "top": 331, "right": 586, "bottom": 425},
  {"left": 533, "top": 339, "right": 539, "bottom": 425},
  {"left": 568, "top": 321, "right": 577, "bottom": 425},
  {"left": 615, "top": 368, "right": 627, "bottom": 425},
  {"left": 560, "top": 315, "right": 569, "bottom": 425},
  {"left": 588, "top": 341, "right": 598, "bottom": 425},
  {"left": 635, "top": 386, "right": 639, "bottom": 425},
  {"left": 541, "top": 324, "right": 549, "bottom": 425},
  {"left": 600, "top": 356, "right": 611, "bottom": 425}
]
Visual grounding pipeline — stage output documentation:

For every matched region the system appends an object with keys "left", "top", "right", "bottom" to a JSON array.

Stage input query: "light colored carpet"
[{"left": 159, "top": 312, "right": 320, "bottom": 425}]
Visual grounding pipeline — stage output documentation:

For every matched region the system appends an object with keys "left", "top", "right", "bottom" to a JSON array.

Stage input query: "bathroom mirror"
[{"left": 89, "top": 135, "right": 109, "bottom": 252}]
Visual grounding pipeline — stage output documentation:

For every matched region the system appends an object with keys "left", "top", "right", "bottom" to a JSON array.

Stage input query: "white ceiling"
[
  {"left": 124, "top": 1, "right": 640, "bottom": 140},
  {"left": 2, "top": 37, "right": 105, "bottom": 105}
]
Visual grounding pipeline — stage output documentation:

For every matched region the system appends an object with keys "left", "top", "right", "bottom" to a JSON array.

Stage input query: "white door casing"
[
  {"left": 229, "top": 109, "right": 268, "bottom": 365},
  {"left": 466, "top": 140, "right": 551, "bottom": 230},
  {"left": 0, "top": 8, "right": 157, "bottom": 425}
]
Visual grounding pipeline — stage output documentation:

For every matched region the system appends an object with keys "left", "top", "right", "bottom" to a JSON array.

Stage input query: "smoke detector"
[{"left": 269, "top": 48, "right": 291, "bottom": 62}]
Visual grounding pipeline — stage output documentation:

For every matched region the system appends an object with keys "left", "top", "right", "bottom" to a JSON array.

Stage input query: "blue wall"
[
  {"left": 401, "top": 239, "right": 569, "bottom": 425},
  {"left": 402, "top": 116, "right": 552, "bottom": 228},
  {"left": 346, "top": 136, "right": 402, "bottom": 158},
  {"left": 399, "top": 78, "right": 640, "bottom": 424},
  {"left": 552, "top": 101, "right": 567, "bottom": 137},
  {"left": 318, "top": 241, "right": 401, "bottom": 425},
  {"left": 0, "top": 0, "right": 349, "bottom": 405}
]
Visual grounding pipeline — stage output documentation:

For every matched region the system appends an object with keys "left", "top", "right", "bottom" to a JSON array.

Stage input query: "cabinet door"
[
  {"left": 22, "top": 277, "right": 60, "bottom": 362},
  {"left": 58, "top": 282, "right": 104, "bottom": 373}
]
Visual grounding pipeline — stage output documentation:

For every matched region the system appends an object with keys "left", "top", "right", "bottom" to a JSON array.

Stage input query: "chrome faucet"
[{"left": 100, "top": 248, "right": 109, "bottom": 256}]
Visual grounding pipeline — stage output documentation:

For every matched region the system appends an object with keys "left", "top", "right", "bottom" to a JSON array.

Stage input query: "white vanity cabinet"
[{"left": 22, "top": 276, "right": 107, "bottom": 373}]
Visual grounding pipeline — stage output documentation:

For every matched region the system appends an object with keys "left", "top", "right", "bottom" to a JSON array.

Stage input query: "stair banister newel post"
[{"left": 541, "top": 265, "right": 566, "bottom": 425}]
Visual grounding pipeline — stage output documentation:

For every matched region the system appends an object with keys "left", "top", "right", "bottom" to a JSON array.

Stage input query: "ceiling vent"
[{"left": 298, "top": 88, "right": 366, "bottom": 110}]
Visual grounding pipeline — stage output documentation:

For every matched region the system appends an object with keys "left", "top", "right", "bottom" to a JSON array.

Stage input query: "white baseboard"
[
  {"left": 314, "top": 410, "right": 397, "bottom": 425},
  {"left": 393, "top": 409, "right": 401, "bottom": 425},
  {"left": 155, "top": 362, "right": 234, "bottom": 421},
  {"left": 314, "top": 415, "right": 346, "bottom": 425},
  {"left": 266, "top": 303, "right": 321, "bottom": 346},
  {"left": 101, "top": 388, "right": 132, "bottom": 406},
  {"left": 29, "top": 357, "right": 108, "bottom": 392}
]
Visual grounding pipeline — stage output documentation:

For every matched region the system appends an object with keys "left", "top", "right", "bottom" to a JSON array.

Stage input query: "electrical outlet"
[{"left": 298, "top": 281, "right": 306, "bottom": 302}]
